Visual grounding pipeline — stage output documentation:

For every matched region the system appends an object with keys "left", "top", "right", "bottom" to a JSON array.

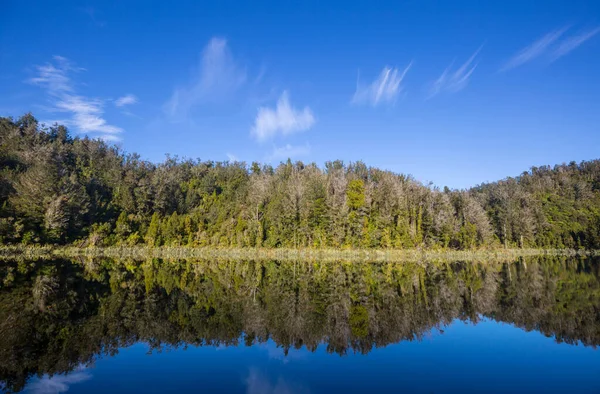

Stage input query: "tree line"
[{"left": 1, "top": 114, "right": 599, "bottom": 249}]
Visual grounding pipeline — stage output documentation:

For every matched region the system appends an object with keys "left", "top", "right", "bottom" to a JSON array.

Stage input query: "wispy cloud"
[
  {"left": 25, "top": 367, "right": 92, "bottom": 394},
  {"left": 501, "top": 28, "right": 568, "bottom": 71},
  {"left": 28, "top": 56, "right": 123, "bottom": 140},
  {"left": 226, "top": 152, "right": 239, "bottom": 162},
  {"left": 28, "top": 56, "right": 80, "bottom": 93},
  {"left": 115, "top": 94, "right": 138, "bottom": 107},
  {"left": 164, "top": 37, "right": 247, "bottom": 117},
  {"left": 267, "top": 143, "right": 311, "bottom": 162},
  {"left": 428, "top": 46, "right": 482, "bottom": 98},
  {"left": 552, "top": 27, "right": 600, "bottom": 60},
  {"left": 352, "top": 63, "right": 412, "bottom": 106},
  {"left": 80, "top": 6, "right": 106, "bottom": 27},
  {"left": 251, "top": 91, "right": 315, "bottom": 141},
  {"left": 502, "top": 25, "right": 599, "bottom": 71},
  {"left": 55, "top": 96, "right": 122, "bottom": 135},
  {"left": 96, "top": 134, "right": 122, "bottom": 142}
]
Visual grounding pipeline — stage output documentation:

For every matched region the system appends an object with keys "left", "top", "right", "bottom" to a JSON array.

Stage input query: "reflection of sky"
[
  {"left": 19, "top": 319, "right": 600, "bottom": 393},
  {"left": 245, "top": 368, "right": 309, "bottom": 394},
  {"left": 24, "top": 367, "right": 91, "bottom": 394},
  {"left": 258, "top": 341, "right": 307, "bottom": 364}
]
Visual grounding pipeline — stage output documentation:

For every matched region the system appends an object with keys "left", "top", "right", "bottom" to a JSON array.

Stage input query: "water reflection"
[
  {"left": 23, "top": 367, "right": 91, "bottom": 394},
  {"left": 0, "top": 257, "right": 599, "bottom": 392},
  {"left": 246, "top": 367, "right": 309, "bottom": 394}
]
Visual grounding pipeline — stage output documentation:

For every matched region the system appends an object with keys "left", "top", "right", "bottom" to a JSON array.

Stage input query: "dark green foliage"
[
  {"left": 472, "top": 162, "right": 600, "bottom": 249},
  {"left": 1, "top": 114, "right": 599, "bottom": 249}
]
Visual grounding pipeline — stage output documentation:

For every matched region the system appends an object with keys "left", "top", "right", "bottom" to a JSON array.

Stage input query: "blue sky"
[{"left": 1, "top": 0, "right": 600, "bottom": 189}]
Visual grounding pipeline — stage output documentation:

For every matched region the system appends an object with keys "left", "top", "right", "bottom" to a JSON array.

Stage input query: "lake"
[{"left": 1, "top": 256, "right": 599, "bottom": 393}]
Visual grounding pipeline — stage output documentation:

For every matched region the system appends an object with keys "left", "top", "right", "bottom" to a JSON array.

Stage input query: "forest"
[{"left": 1, "top": 114, "right": 600, "bottom": 250}]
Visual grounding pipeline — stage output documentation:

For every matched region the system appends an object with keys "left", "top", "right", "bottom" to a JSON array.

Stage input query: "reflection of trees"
[
  {"left": 494, "top": 258, "right": 600, "bottom": 345},
  {"left": 0, "top": 256, "right": 599, "bottom": 392}
]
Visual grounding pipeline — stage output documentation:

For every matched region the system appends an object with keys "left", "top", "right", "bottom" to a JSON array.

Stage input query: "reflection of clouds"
[
  {"left": 260, "top": 341, "right": 307, "bottom": 364},
  {"left": 25, "top": 367, "right": 92, "bottom": 394},
  {"left": 245, "top": 368, "right": 309, "bottom": 394}
]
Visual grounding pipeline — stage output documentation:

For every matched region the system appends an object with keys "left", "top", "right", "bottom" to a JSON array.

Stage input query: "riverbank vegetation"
[
  {"left": 2, "top": 114, "right": 600, "bottom": 250},
  {"left": 0, "top": 245, "right": 597, "bottom": 263}
]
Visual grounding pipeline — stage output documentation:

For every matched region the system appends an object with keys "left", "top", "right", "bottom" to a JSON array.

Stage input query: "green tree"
[{"left": 145, "top": 213, "right": 161, "bottom": 246}]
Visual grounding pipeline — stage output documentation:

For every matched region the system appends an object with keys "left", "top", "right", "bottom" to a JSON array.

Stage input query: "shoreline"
[{"left": 0, "top": 246, "right": 597, "bottom": 262}]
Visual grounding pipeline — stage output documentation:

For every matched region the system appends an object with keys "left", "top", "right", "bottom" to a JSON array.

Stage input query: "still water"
[{"left": 1, "top": 257, "right": 599, "bottom": 393}]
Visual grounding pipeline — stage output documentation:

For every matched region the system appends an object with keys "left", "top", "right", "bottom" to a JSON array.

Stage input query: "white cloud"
[
  {"left": 352, "top": 63, "right": 412, "bottom": 106},
  {"left": 501, "top": 26, "right": 599, "bottom": 71},
  {"left": 28, "top": 56, "right": 79, "bottom": 93},
  {"left": 267, "top": 143, "right": 311, "bottom": 161},
  {"left": 115, "top": 94, "right": 138, "bottom": 107},
  {"left": 25, "top": 368, "right": 92, "bottom": 394},
  {"left": 501, "top": 28, "right": 568, "bottom": 71},
  {"left": 226, "top": 152, "right": 239, "bottom": 162},
  {"left": 164, "top": 37, "right": 247, "bottom": 117},
  {"left": 251, "top": 91, "right": 315, "bottom": 141},
  {"left": 428, "top": 46, "right": 482, "bottom": 98},
  {"left": 97, "top": 134, "right": 122, "bottom": 142},
  {"left": 552, "top": 27, "right": 600, "bottom": 60},
  {"left": 28, "top": 56, "right": 123, "bottom": 141}
]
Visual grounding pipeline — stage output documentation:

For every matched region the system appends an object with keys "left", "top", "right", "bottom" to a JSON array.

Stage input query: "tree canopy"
[{"left": 1, "top": 114, "right": 599, "bottom": 249}]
